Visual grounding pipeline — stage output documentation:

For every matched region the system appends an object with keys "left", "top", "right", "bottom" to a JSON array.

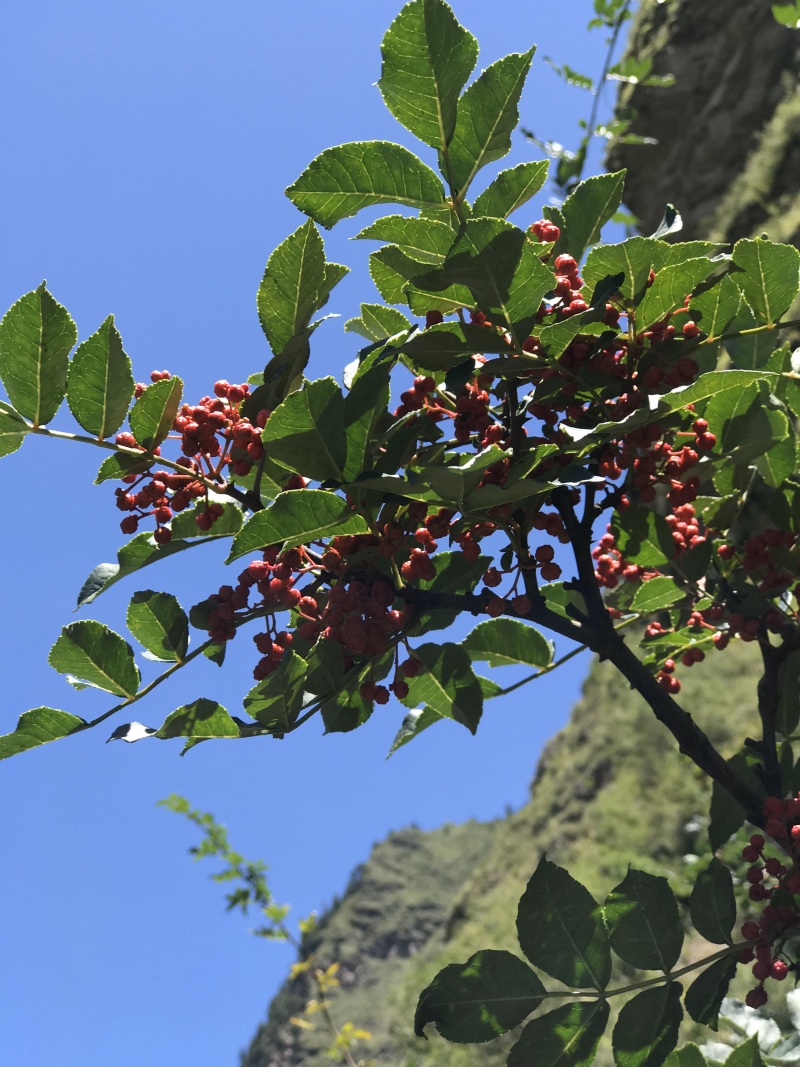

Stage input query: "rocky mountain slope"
[{"left": 606, "top": 0, "right": 800, "bottom": 244}]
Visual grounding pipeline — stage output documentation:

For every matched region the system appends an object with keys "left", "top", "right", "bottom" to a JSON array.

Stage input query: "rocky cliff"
[{"left": 606, "top": 0, "right": 800, "bottom": 244}]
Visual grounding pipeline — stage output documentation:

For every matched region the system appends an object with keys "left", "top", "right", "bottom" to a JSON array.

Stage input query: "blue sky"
[{"left": 0, "top": 2, "right": 622, "bottom": 1063}]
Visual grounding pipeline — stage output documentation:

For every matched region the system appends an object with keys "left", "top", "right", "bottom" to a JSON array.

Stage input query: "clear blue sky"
[{"left": 0, "top": 2, "right": 619, "bottom": 1063}]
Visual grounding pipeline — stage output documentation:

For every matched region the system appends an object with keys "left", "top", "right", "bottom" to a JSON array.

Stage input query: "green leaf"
[
  {"left": 553, "top": 171, "right": 626, "bottom": 263},
  {"left": 0, "top": 401, "right": 30, "bottom": 458},
  {"left": 419, "top": 445, "right": 509, "bottom": 505},
  {"left": 604, "top": 869, "right": 683, "bottom": 971},
  {"left": 612, "top": 983, "right": 682, "bottom": 1067},
  {"left": 445, "top": 49, "right": 535, "bottom": 197},
  {"left": 368, "top": 244, "right": 471, "bottom": 312},
  {"left": 463, "top": 618, "right": 552, "bottom": 669},
  {"left": 128, "top": 375, "right": 183, "bottom": 450},
  {"left": 723, "top": 1036, "right": 763, "bottom": 1067},
  {"left": 684, "top": 957, "right": 737, "bottom": 1030},
  {"left": 611, "top": 506, "right": 675, "bottom": 568},
  {"left": 379, "top": 0, "right": 478, "bottom": 150},
  {"left": 772, "top": 2, "right": 800, "bottom": 28},
  {"left": 708, "top": 750, "right": 765, "bottom": 849},
  {"left": 94, "top": 450, "right": 154, "bottom": 483},
  {"left": 262, "top": 376, "right": 346, "bottom": 480},
  {"left": 517, "top": 856, "right": 612, "bottom": 989},
  {"left": 583, "top": 237, "right": 659, "bottom": 305},
  {"left": 257, "top": 220, "right": 328, "bottom": 357},
  {"left": 344, "top": 303, "right": 412, "bottom": 343},
  {"left": 48, "top": 620, "right": 140, "bottom": 698},
  {"left": 418, "top": 217, "right": 554, "bottom": 338},
  {"left": 688, "top": 857, "right": 736, "bottom": 945},
  {"left": 227, "top": 490, "right": 370, "bottom": 561},
  {"left": 706, "top": 383, "right": 789, "bottom": 470},
  {"left": 257, "top": 328, "right": 315, "bottom": 410},
  {"left": 156, "top": 698, "right": 240, "bottom": 743},
  {"left": 472, "top": 160, "right": 550, "bottom": 219},
  {"left": 732, "top": 237, "right": 800, "bottom": 325},
  {"left": 631, "top": 577, "right": 684, "bottom": 613},
  {"left": 664, "top": 1045, "right": 708, "bottom": 1067},
  {"left": 343, "top": 362, "right": 391, "bottom": 481},
  {"left": 354, "top": 214, "right": 455, "bottom": 265},
  {"left": 320, "top": 685, "right": 374, "bottom": 734},
  {"left": 286, "top": 141, "right": 446, "bottom": 228},
  {"left": 0, "top": 283, "right": 76, "bottom": 425},
  {"left": 387, "top": 706, "right": 444, "bottom": 756},
  {"left": 723, "top": 299, "right": 779, "bottom": 370},
  {"left": 414, "top": 949, "right": 545, "bottom": 1042},
  {"left": 652, "top": 242, "right": 721, "bottom": 269},
  {"left": 689, "top": 275, "right": 741, "bottom": 339},
  {"left": 508, "top": 1001, "right": 610, "bottom": 1067},
  {"left": 242, "top": 650, "right": 308, "bottom": 732},
  {"left": 171, "top": 501, "right": 244, "bottom": 539},
  {"left": 536, "top": 313, "right": 608, "bottom": 360},
  {"left": 635, "top": 260, "right": 714, "bottom": 332},
  {"left": 78, "top": 519, "right": 241, "bottom": 607},
  {"left": 777, "top": 648, "right": 800, "bottom": 736},
  {"left": 402, "top": 642, "right": 483, "bottom": 733},
  {"left": 66, "top": 315, "right": 135, "bottom": 438},
  {"left": 755, "top": 432, "right": 796, "bottom": 488},
  {"left": 126, "top": 590, "right": 189, "bottom": 662},
  {"left": 401, "top": 322, "right": 515, "bottom": 370},
  {"left": 0, "top": 708, "right": 86, "bottom": 761}
]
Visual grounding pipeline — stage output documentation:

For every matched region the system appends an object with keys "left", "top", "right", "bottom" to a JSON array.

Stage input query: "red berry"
[
  {"left": 745, "top": 986, "right": 768, "bottom": 1009},
  {"left": 741, "top": 921, "right": 760, "bottom": 941},
  {"left": 554, "top": 254, "right": 578, "bottom": 276}
]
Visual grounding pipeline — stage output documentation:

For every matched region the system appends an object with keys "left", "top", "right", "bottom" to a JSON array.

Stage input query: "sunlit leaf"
[
  {"left": 287, "top": 141, "right": 446, "bottom": 228},
  {"left": 0, "top": 283, "right": 76, "bottom": 425}
]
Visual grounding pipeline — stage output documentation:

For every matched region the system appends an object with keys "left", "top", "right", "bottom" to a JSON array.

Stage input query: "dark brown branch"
[{"left": 551, "top": 485, "right": 766, "bottom": 826}]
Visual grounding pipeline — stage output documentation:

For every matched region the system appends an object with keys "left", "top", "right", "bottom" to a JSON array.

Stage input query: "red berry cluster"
[
  {"left": 113, "top": 461, "right": 210, "bottom": 543},
  {"left": 112, "top": 372, "right": 273, "bottom": 541},
  {"left": 718, "top": 529, "right": 798, "bottom": 595},
  {"left": 173, "top": 380, "right": 268, "bottom": 479},
  {"left": 738, "top": 808, "right": 800, "bottom": 1007},
  {"left": 529, "top": 219, "right": 562, "bottom": 244}
]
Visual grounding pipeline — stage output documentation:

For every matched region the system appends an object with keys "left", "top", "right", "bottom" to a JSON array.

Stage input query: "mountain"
[{"left": 606, "top": 0, "right": 800, "bottom": 245}]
